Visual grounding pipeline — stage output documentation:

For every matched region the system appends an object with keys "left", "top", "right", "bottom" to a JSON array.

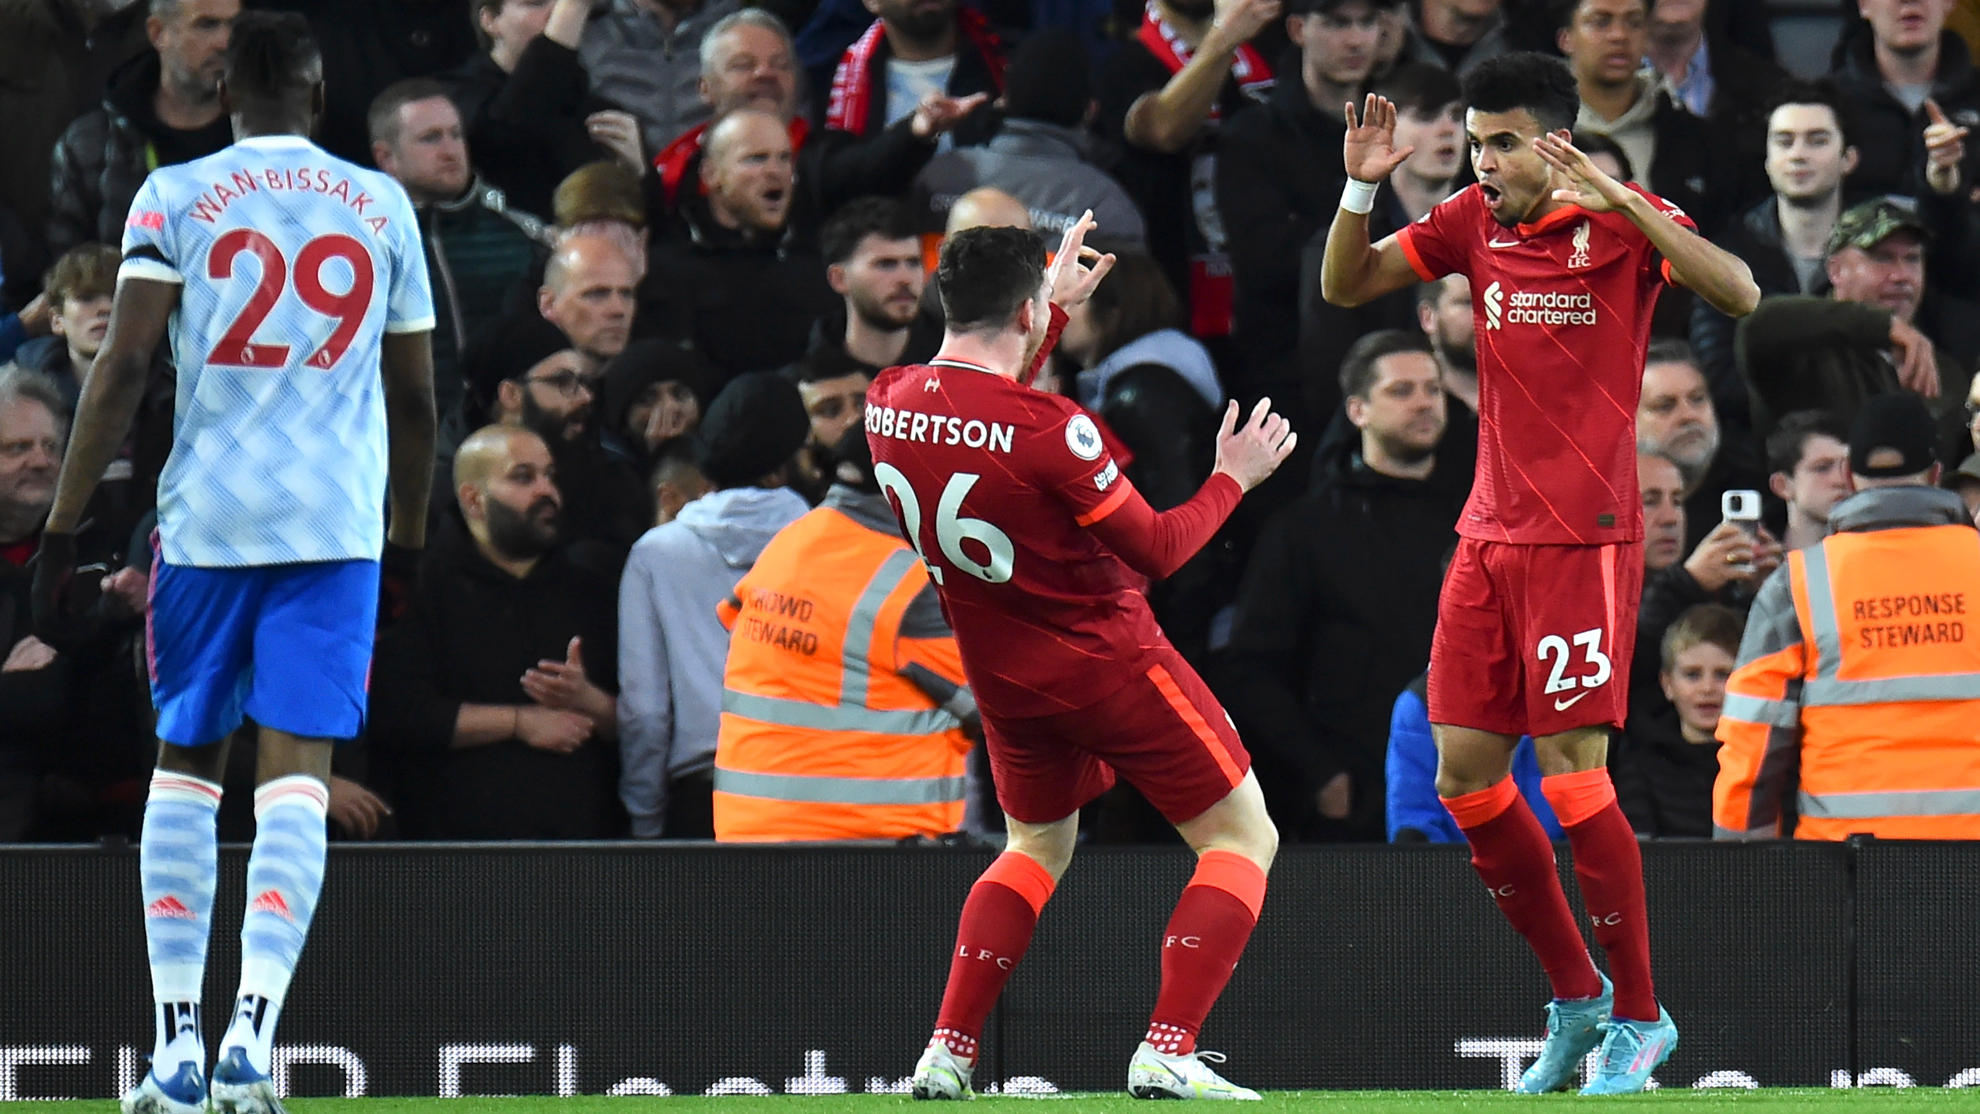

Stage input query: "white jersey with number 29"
[{"left": 120, "top": 133, "right": 435, "bottom": 568}]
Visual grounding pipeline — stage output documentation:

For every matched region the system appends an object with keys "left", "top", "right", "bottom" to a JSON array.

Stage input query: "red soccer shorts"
[
  {"left": 981, "top": 646, "right": 1250, "bottom": 826},
  {"left": 1427, "top": 537, "right": 1642, "bottom": 739}
]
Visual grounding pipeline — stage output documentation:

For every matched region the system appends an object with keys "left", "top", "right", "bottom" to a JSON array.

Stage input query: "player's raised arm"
[
  {"left": 1084, "top": 397, "right": 1294, "bottom": 580},
  {"left": 1535, "top": 132, "right": 1761, "bottom": 318},
  {"left": 1321, "top": 95, "right": 1426, "bottom": 309},
  {"left": 380, "top": 330, "right": 437, "bottom": 552}
]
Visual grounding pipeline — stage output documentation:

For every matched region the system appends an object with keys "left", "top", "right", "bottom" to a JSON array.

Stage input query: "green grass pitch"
[{"left": 1, "top": 1092, "right": 1967, "bottom": 1113}]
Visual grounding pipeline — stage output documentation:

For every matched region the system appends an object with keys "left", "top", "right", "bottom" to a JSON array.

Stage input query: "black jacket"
[
  {"left": 1832, "top": 30, "right": 1980, "bottom": 201},
  {"left": 47, "top": 50, "right": 233, "bottom": 257},
  {"left": 643, "top": 196, "right": 840, "bottom": 380},
  {"left": 260, "top": 0, "right": 480, "bottom": 165},
  {"left": 444, "top": 39, "right": 617, "bottom": 219},
  {"left": 368, "top": 517, "right": 625, "bottom": 840},
  {"left": 1214, "top": 59, "right": 1347, "bottom": 398},
  {"left": 1615, "top": 699, "right": 1721, "bottom": 839},
  {"left": 1216, "top": 431, "right": 1468, "bottom": 840}
]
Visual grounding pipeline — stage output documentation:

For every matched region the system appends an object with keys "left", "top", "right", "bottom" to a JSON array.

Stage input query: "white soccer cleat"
[
  {"left": 911, "top": 1040, "right": 975, "bottom": 1100},
  {"left": 210, "top": 1046, "right": 287, "bottom": 1114},
  {"left": 121, "top": 1060, "right": 207, "bottom": 1114},
  {"left": 1128, "top": 1041, "right": 1261, "bottom": 1100}
]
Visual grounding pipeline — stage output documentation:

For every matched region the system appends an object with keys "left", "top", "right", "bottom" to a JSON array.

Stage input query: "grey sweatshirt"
[{"left": 617, "top": 485, "right": 810, "bottom": 836}]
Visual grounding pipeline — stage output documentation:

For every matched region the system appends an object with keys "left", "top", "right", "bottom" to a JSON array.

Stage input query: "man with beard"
[
  {"left": 48, "top": 0, "right": 239, "bottom": 257},
  {"left": 1635, "top": 339, "right": 1765, "bottom": 552},
  {"left": 369, "top": 425, "right": 625, "bottom": 840},
  {"left": 1219, "top": 331, "right": 1466, "bottom": 842},
  {"left": 1416, "top": 273, "right": 1476, "bottom": 417},
  {"left": 463, "top": 312, "right": 649, "bottom": 554},
  {"left": 646, "top": 110, "right": 841, "bottom": 379},
  {"left": 782, "top": 197, "right": 938, "bottom": 501}
]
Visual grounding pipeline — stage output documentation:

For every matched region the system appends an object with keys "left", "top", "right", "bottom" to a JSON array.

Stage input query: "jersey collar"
[
  {"left": 1515, "top": 203, "right": 1592, "bottom": 237},
  {"left": 929, "top": 356, "right": 1000, "bottom": 376},
  {"left": 234, "top": 135, "right": 317, "bottom": 151}
]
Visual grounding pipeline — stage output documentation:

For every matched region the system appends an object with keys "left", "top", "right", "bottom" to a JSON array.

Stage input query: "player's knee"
[{"left": 1533, "top": 727, "right": 1610, "bottom": 775}]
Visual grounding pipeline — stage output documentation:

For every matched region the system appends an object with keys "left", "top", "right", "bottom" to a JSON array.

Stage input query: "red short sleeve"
[{"left": 1394, "top": 185, "right": 1480, "bottom": 282}]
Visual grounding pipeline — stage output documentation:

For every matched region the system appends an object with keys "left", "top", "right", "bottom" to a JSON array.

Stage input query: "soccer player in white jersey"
[{"left": 31, "top": 13, "right": 437, "bottom": 1114}]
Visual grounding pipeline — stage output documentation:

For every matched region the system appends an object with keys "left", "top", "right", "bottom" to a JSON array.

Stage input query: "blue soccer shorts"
[{"left": 146, "top": 551, "right": 380, "bottom": 746}]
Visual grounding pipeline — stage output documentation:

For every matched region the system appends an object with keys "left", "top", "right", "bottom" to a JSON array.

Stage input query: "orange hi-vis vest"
[
  {"left": 1716, "top": 493, "right": 1980, "bottom": 840},
  {"left": 713, "top": 500, "right": 972, "bottom": 842}
]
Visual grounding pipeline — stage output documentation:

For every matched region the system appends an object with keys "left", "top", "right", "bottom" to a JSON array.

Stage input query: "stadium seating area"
[{"left": 3, "top": 0, "right": 1978, "bottom": 846}]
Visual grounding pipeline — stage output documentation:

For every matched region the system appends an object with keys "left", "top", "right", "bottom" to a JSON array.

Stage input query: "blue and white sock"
[
  {"left": 221, "top": 775, "right": 329, "bottom": 1076},
  {"left": 141, "top": 771, "right": 223, "bottom": 1075}
]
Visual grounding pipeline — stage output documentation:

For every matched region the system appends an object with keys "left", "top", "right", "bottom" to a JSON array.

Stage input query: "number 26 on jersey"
[{"left": 874, "top": 465, "right": 1014, "bottom": 586}]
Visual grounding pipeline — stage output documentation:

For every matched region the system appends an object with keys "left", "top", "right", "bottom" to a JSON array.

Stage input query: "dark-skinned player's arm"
[
  {"left": 1535, "top": 133, "right": 1761, "bottom": 318},
  {"left": 1321, "top": 95, "right": 1427, "bottom": 309},
  {"left": 1085, "top": 397, "right": 1295, "bottom": 579},
  {"left": 379, "top": 330, "right": 437, "bottom": 553},
  {"left": 32, "top": 275, "right": 178, "bottom": 641}
]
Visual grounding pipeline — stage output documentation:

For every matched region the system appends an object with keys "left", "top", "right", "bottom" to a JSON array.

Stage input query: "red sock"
[
  {"left": 1444, "top": 777, "right": 1603, "bottom": 1002},
  {"left": 931, "top": 852, "right": 1056, "bottom": 1061},
  {"left": 1144, "top": 849, "right": 1267, "bottom": 1055},
  {"left": 1544, "top": 769, "right": 1657, "bottom": 1021}
]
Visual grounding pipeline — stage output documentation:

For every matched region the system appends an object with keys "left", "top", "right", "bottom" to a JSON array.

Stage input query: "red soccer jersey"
[
  {"left": 1396, "top": 183, "right": 1694, "bottom": 546},
  {"left": 867, "top": 358, "right": 1194, "bottom": 718}
]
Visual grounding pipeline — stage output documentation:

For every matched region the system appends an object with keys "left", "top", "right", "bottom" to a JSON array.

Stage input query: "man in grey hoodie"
[{"left": 617, "top": 372, "right": 813, "bottom": 837}]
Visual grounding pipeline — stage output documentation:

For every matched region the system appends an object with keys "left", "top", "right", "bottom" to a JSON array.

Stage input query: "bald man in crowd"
[
  {"left": 369, "top": 426, "right": 626, "bottom": 839},
  {"left": 646, "top": 109, "right": 839, "bottom": 379},
  {"left": 945, "top": 186, "right": 1033, "bottom": 234},
  {"left": 540, "top": 232, "right": 640, "bottom": 376}
]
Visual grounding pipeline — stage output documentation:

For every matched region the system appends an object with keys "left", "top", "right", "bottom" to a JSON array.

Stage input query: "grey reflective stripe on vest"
[
  {"left": 1800, "top": 544, "right": 1843, "bottom": 681},
  {"left": 1797, "top": 546, "right": 1980, "bottom": 707},
  {"left": 1804, "top": 673, "right": 1980, "bottom": 706},
  {"left": 714, "top": 767, "right": 967, "bottom": 805},
  {"left": 839, "top": 548, "right": 923, "bottom": 708},
  {"left": 1798, "top": 787, "right": 1980, "bottom": 819},
  {"left": 721, "top": 547, "right": 960, "bottom": 742},
  {"left": 1714, "top": 823, "right": 1773, "bottom": 841},
  {"left": 1721, "top": 692, "right": 1799, "bottom": 727},
  {"left": 722, "top": 689, "right": 960, "bottom": 736}
]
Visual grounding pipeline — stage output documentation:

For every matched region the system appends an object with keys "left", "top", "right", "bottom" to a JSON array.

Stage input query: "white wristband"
[{"left": 1341, "top": 178, "right": 1379, "bottom": 215}]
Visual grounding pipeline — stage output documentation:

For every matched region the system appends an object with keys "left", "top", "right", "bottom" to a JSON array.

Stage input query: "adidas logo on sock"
[
  {"left": 146, "top": 896, "right": 197, "bottom": 920},
  {"left": 248, "top": 890, "right": 295, "bottom": 921}
]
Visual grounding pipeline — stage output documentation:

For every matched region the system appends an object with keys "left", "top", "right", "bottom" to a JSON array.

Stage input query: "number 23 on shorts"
[{"left": 1536, "top": 628, "right": 1612, "bottom": 710}]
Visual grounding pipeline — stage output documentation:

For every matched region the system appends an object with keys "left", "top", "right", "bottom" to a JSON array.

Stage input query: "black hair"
[
  {"left": 1376, "top": 62, "right": 1462, "bottom": 119},
  {"left": 936, "top": 226, "right": 1047, "bottom": 334},
  {"left": 818, "top": 196, "right": 917, "bottom": 268},
  {"left": 225, "top": 11, "right": 322, "bottom": 111},
  {"left": 1462, "top": 51, "right": 1581, "bottom": 135},
  {"left": 1766, "top": 409, "right": 1851, "bottom": 476},
  {"left": 830, "top": 423, "right": 880, "bottom": 494},
  {"left": 1338, "top": 329, "right": 1434, "bottom": 401},
  {"left": 1764, "top": 78, "right": 1857, "bottom": 151},
  {"left": 649, "top": 434, "right": 706, "bottom": 490},
  {"left": 368, "top": 78, "right": 454, "bottom": 146},
  {"left": 1570, "top": 130, "right": 1634, "bottom": 183},
  {"left": 1552, "top": 0, "right": 1646, "bottom": 34}
]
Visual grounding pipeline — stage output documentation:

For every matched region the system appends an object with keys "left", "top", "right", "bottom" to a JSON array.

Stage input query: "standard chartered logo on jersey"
[{"left": 1482, "top": 281, "right": 1598, "bottom": 329}]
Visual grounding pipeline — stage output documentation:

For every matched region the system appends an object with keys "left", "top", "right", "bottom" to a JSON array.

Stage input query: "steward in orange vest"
[
  {"left": 1716, "top": 394, "right": 1980, "bottom": 840},
  {"left": 713, "top": 434, "right": 976, "bottom": 841}
]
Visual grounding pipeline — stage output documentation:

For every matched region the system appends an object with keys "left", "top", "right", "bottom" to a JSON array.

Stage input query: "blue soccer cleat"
[
  {"left": 211, "top": 1046, "right": 288, "bottom": 1114},
  {"left": 121, "top": 1058, "right": 207, "bottom": 1114},
  {"left": 1514, "top": 972, "right": 1613, "bottom": 1093},
  {"left": 1579, "top": 1007, "right": 1679, "bottom": 1095}
]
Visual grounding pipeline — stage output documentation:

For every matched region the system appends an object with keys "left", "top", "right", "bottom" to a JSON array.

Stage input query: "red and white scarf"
[
  {"left": 824, "top": 6, "right": 1006, "bottom": 135},
  {"left": 1136, "top": 0, "right": 1272, "bottom": 121}
]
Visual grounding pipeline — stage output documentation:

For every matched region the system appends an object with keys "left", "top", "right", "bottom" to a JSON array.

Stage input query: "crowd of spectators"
[{"left": 4, "top": 0, "right": 1980, "bottom": 845}]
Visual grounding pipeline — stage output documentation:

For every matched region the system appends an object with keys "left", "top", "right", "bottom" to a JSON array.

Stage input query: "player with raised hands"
[
  {"left": 1320, "top": 53, "right": 1758, "bottom": 1094},
  {"left": 872, "top": 213, "right": 1292, "bottom": 1101}
]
